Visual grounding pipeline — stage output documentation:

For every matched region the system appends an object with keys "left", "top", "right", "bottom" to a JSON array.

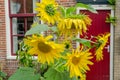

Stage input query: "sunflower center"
[
  {"left": 71, "top": 23, "right": 76, "bottom": 30},
  {"left": 72, "top": 56, "right": 80, "bottom": 65},
  {"left": 45, "top": 4, "right": 56, "bottom": 16},
  {"left": 38, "top": 42, "right": 52, "bottom": 53},
  {"left": 65, "top": 43, "right": 70, "bottom": 49}
]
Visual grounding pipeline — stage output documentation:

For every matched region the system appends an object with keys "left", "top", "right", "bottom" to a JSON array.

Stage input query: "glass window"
[{"left": 9, "top": 0, "right": 40, "bottom": 54}]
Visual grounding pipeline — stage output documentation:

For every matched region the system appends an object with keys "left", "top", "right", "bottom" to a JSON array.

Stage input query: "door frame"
[{"left": 76, "top": 5, "right": 114, "bottom": 80}]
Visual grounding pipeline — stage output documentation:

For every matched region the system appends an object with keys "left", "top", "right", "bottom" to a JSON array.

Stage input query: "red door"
[{"left": 80, "top": 10, "right": 110, "bottom": 80}]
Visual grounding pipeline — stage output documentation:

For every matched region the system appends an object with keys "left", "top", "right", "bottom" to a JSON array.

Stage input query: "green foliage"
[
  {"left": 66, "top": 7, "right": 76, "bottom": 16},
  {"left": 59, "top": 6, "right": 67, "bottom": 18},
  {"left": 53, "top": 58, "right": 67, "bottom": 72},
  {"left": 72, "top": 38, "right": 92, "bottom": 48},
  {"left": 0, "top": 71, "right": 7, "bottom": 80},
  {"left": 16, "top": 41, "right": 35, "bottom": 67},
  {"left": 59, "top": 3, "right": 97, "bottom": 18},
  {"left": 75, "top": 3, "right": 97, "bottom": 13},
  {"left": 25, "top": 23, "right": 58, "bottom": 36},
  {"left": 108, "top": 0, "right": 115, "bottom": 5},
  {"left": 25, "top": 23, "right": 49, "bottom": 35},
  {"left": 49, "top": 26, "right": 58, "bottom": 33},
  {"left": 8, "top": 67, "right": 40, "bottom": 80},
  {"left": 44, "top": 68, "right": 77, "bottom": 80},
  {"left": 106, "top": 14, "right": 116, "bottom": 26}
]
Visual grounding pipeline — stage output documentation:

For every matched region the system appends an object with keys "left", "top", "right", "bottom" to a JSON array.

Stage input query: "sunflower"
[
  {"left": 24, "top": 34, "right": 64, "bottom": 64},
  {"left": 57, "top": 14, "right": 92, "bottom": 37},
  {"left": 95, "top": 33, "right": 110, "bottom": 61},
  {"left": 35, "top": 0, "right": 60, "bottom": 25},
  {"left": 65, "top": 46, "right": 93, "bottom": 79},
  {"left": 63, "top": 40, "right": 72, "bottom": 50}
]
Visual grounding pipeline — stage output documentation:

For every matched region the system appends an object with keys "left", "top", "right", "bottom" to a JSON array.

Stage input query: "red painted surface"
[{"left": 80, "top": 10, "right": 110, "bottom": 80}]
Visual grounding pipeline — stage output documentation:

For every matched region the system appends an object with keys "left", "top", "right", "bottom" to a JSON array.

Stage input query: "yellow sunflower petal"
[
  {"left": 95, "top": 33, "right": 110, "bottom": 61},
  {"left": 35, "top": 0, "right": 61, "bottom": 25},
  {"left": 65, "top": 46, "right": 93, "bottom": 78},
  {"left": 24, "top": 34, "right": 64, "bottom": 64}
]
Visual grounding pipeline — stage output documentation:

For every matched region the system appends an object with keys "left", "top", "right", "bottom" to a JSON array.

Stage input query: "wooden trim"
[{"left": 9, "top": 14, "right": 36, "bottom": 18}]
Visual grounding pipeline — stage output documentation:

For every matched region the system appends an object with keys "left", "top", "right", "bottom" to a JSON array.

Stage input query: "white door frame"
[{"left": 76, "top": 5, "right": 114, "bottom": 80}]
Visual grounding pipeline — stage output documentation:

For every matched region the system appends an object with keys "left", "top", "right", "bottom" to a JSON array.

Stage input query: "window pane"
[
  {"left": 10, "top": 0, "right": 39, "bottom": 14},
  {"left": 26, "top": 0, "right": 33, "bottom": 13},
  {"left": 26, "top": 0, "right": 39, "bottom": 13},
  {"left": 17, "top": 18, "right": 25, "bottom": 34},
  {"left": 12, "top": 18, "right": 25, "bottom": 35},
  {"left": 13, "top": 36, "right": 24, "bottom": 53},
  {"left": 27, "top": 17, "right": 33, "bottom": 30},
  {"left": 10, "top": 0, "right": 24, "bottom": 14}
]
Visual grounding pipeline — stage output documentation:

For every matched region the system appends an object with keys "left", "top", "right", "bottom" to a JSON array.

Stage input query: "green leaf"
[
  {"left": 25, "top": 24, "right": 49, "bottom": 35},
  {"left": 107, "top": 0, "right": 115, "bottom": 5},
  {"left": 87, "top": 4, "right": 98, "bottom": 13},
  {"left": 40, "top": 76, "right": 46, "bottom": 80},
  {"left": 0, "top": 71, "right": 7, "bottom": 78},
  {"left": 75, "top": 3, "right": 98, "bottom": 14},
  {"left": 59, "top": 6, "right": 66, "bottom": 18},
  {"left": 49, "top": 26, "right": 58, "bottom": 32},
  {"left": 72, "top": 38, "right": 91, "bottom": 48},
  {"left": 0, "top": 77, "right": 2, "bottom": 80},
  {"left": 54, "top": 72, "right": 63, "bottom": 80},
  {"left": 66, "top": 7, "right": 76, "bottom": 16},
  {"left": 53, "top": 58, "right": 66, "bottom": 72},
  {"left": 44, "top": 68, "right": 75, "bottom": 80},
  {"left": 44, "top": 68, "right": 56, "bottom": 80},
  {"left": 8, "top": 67, "right": 40, "bottom": 80}
]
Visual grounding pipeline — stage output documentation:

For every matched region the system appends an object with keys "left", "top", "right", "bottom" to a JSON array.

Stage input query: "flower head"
[
  {"left": 95, "top": 33, "right": 110, "bottom": 61},
  {"left": 63, "top": 40, "right": 72, "bottom": 50},
  {"left": 58, "top": 14, "right": 92, "bottom": 37},
  {"left": 24, "top": 34, "right": 64, "bottom": 64},
  {"left": 65, "top": 46, "right": 93, "bottom": 78},
  {"left": 35, "top": 0, "right": 60, "bottom": 25}
]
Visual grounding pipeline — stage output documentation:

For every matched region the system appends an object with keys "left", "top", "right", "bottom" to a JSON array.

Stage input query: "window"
[{"left": 8, "top": 0, "right": 40, "bottom": 56}]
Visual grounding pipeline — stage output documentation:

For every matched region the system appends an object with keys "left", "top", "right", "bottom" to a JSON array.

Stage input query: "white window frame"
[
  {"left": 5, "top": 0, "right": 13, "bottom": 59},
  {"left": 76, "top": 5, "right": 114, "bottom": 80}
]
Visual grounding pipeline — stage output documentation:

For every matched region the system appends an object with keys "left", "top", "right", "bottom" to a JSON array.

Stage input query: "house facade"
[{"left": 0, "top": 0, "right": 120, "bottom": 80}]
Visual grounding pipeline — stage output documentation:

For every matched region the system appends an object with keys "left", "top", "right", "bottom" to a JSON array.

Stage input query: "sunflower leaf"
[
  {"left": 49, "top": 26, "right": 58, "bottom": 32},
  {"left": 25, "top": 24, "right": 49, "bottom": 35},
  {"left": 72, "top": 38, "right": 91, "bottom": 48},
  {"left": 0, "top": 71, "right": 7, "bottom": 78},
  {"left": 66, "top": 7, "right": 76, "bottom": 16},
  {"left": 44, "top": 68, "right": 75, "bottom": 80},
  {"left": 53, "top": 58, "right": 66, "bottom": 72},
  {"left": 8, "top": 67, "right": 40, "bottom": 80},
  {"left": 75, "top": 3, "right": 98, "bottom": 14},
  {"left": 59, "top": 6, "right": 67, "bottom": 18}
]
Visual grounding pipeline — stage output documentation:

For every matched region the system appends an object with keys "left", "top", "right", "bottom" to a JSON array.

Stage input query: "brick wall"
[
  {"left": 0, "top": 0, "right": 19, "bottom": 76},
  {"left": 56, "top": 0, "right": 76, "bottom": 6},
  {"left": 0, "top": 0, "right": 120, "bottom": 79},
  {"left": 0, "top": 0, "right": 6, "bottom": 73},
  {"left": 114, "top": 0, "right": 120, "bottom": 80}
]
